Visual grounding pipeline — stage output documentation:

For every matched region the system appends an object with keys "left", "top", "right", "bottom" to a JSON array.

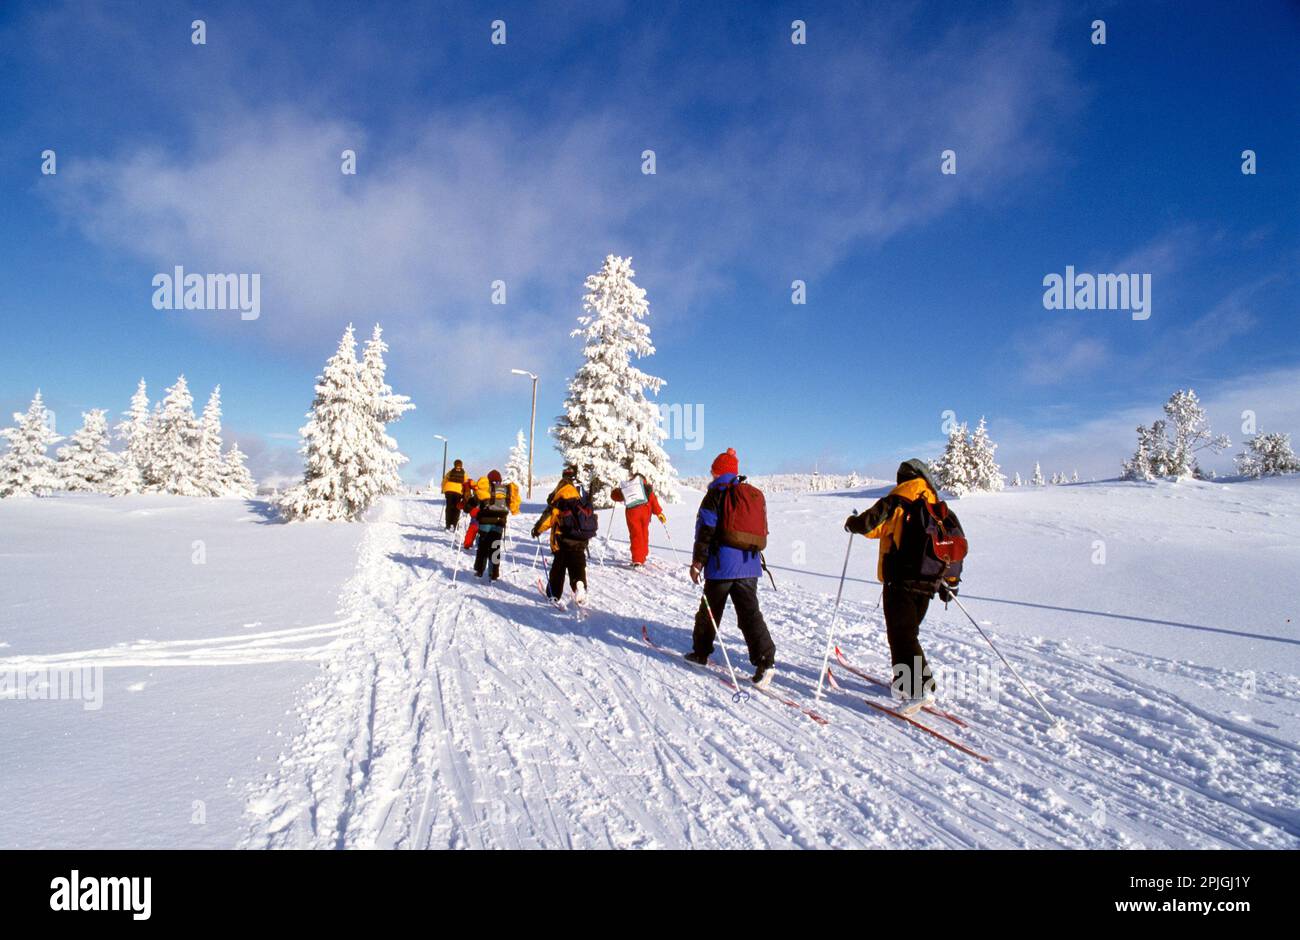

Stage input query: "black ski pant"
[
  {"left": 883, "top": 583, "right": 935, "bottom": 699},
  {"left": 444, "top": 493, "right": 462, "bottom": 529},
  {"left": 693, "top": 577, "right": 775, "bottom": 669},
  {"left": 474, "top": 527, "right": 504, "bottom": 580},
  {"left": 547, "top": 543, "right": 587, "bottom": 598}
]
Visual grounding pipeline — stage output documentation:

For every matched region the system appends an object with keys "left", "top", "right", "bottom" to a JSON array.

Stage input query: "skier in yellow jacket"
[
  {"left": 844, "top": 459, "right": 945, "bottom": 705},
  {"left": 440, "top": 459, "right": 469, "bottom": 530}
]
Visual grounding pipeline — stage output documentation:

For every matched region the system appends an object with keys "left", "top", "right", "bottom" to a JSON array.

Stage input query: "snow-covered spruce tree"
[
  {"left": 933, "top": 418, "right": 1004, "bottom": 496},
  {"left": 1010, "top": 472, "right": 1022, "bottom": 487},
  {"left": 114, "top": 378, "right": 152, "bottom": 493},
  {"left": 932, "top": 422, "right": 972, "bottom": 496},
  {"left": 356, "top": 324, "right": 414, "bottom": 500},
  {"left": 1236, "top": 432, "right": 1300, "bottom": 478},
  {"left": 56, "top": 409, "right": 120, "bottom": 492},
  {"left": 1122, "top": 389, "right": 1229, "bottom": 480},
  {"left": 968, "top": 417, "right": 1005, "bottom": 492},
  {"left": 219, "top": 442, "right": 257, "bottom": 497},
  {"left": 553, "top": 255, "right": 676, "bottom": 505},
  {"left": 150, "top": 376, "right": 207, "bottom": 495},
  {"left": 280, "top": 325, "right": 409, "bottom": 521},
  {"left": 197, "top": 386, "right": 227, "bottom": 496},
  {"left": 1031, "top": 462, "right": 1045, "bottom": 486},
  {"left": 0, "top": 392, "right": 63, "bottom": 498},
  {"left": 505, "top": 429, "right": 529, "bottom": 486}
]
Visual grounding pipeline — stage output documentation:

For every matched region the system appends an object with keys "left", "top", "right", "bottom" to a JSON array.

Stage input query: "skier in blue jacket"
[{"left": 685, "top": 448, "right": 776, "bottom": 687}]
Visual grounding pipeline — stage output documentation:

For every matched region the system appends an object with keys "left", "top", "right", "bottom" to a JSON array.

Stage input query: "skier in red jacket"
[{"left": 611, "top": 473, "right": 665, "bottom": 567}]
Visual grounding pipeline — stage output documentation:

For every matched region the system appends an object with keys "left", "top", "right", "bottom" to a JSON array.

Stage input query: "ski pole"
[
  {"left": 814, "top": 527, "right": 856, "bottom": 700},
  {"left": 451, "top": 530, "right": 465, "bottom": 584},
  {"left": 949, "top": 594, "right": 1063, "bottom": 734},
  {"left": 659, "top": 517, "right": 683, "bottom": 568},
  {"left": 699, "top": 591, "right": 749, "bottom": 703},
  {"left": 598, "top": 506, "right": 616, "bottom": 565}
]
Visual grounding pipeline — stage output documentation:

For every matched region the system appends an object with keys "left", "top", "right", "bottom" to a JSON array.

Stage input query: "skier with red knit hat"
[{"left": 685, "top": 447, "right": 776, "bottom": 688}]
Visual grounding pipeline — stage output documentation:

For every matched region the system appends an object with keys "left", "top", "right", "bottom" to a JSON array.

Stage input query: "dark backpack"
[
  {"left": 718, "top": 478, "right": 768, "bottom": 552},
  {"left": 890, "top": 497, "right": 968, "bottom": 589},
  {"left": 556, "top": 487, "right": 599, "bottom": 542}
]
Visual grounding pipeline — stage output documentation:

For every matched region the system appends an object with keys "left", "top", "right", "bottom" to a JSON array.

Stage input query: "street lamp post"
[
  {"left": 433, "top": 434, "right": 448, "bottom": 486},
  {"left": 510, "top": 369, "right": 538, "bottom": 499}
]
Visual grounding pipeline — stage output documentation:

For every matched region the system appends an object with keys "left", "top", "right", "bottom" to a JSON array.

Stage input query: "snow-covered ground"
[
  {"left": 3, "top": 480, "right": 1298, "bottom": 848},
  {"left": 0, "top": 494, "right": 365, "bottom": 848}
]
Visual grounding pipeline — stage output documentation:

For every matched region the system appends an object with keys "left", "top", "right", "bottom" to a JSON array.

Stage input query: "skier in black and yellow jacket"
[
  {"left": 531, "top": 466, "right": 594, "bottom": 604},
  {"left": 441, "top": 460, "right": 468, "bottom": 529},
  {"left": 844, "top": 458, "right": 944, "bottom": 704}
]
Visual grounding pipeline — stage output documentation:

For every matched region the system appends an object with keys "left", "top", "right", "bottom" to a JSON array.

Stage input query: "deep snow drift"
[{"left": 2, "top": 480, "right": 1297, "bottom": 848}]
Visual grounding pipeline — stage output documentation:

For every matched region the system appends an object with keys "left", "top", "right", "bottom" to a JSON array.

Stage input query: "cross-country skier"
[
  {"left": 464, "top": 469, "right": 521, "bottom": 581},
  {"left": 441, "top": 459, "right": 468, "bottom": 530},
  {"left": 844, "top": 458, "right": 946, "bottom": 709},
  {"left": 685, "top": 448, "right": 776, "bottom": 688},
  {"left": 610, "top": 472, "right": 666, "bottom": 567},
  {"left": 531, "top": 466, "right": 598, "bottom": 604}
]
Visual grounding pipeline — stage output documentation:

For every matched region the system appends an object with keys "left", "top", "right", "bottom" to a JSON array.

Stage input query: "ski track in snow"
[{"left": 240, "top": 497, "right": 1300, "bottom": 850}]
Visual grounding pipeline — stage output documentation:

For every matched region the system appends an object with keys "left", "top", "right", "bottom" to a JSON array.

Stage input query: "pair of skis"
[
  {"left": 641, "top": 625, "right": 829, "bottom": 725},
  {"left": 827, "top": 646, "right": 990, "bottom": 763},
  {"left": 537, "top": 576, "right": 588, "bottom": 621}
]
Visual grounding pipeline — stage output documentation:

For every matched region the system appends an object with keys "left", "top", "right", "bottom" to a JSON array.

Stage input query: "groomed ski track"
[{"left": 242, "top": 496, "right": 1300, "bottom": 850}]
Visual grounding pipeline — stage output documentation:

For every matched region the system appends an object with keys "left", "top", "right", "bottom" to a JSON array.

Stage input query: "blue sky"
[{"left": 1, "top": 0, "right": 1296, "bottom": 485}]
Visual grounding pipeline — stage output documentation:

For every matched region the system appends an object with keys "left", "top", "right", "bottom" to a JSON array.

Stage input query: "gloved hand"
[
  {"left": 689, "top": 563, "right": 703, "bottom": 585},
  {"left": 844, "top": 513, "right": 858, "bottom": 533},
  {"left": 937, "top": 582, "right": 957, "bottom": 603},
  {"left": 531, "top": 522, "right": 543, "bottom": 538},
  {"left": 658, "top": 513, "right": 667, "bottom": 524}
]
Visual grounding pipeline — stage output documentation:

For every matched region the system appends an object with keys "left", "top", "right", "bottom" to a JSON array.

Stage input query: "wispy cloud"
[{"left": 42, "top": 3, "right": 1083, "bottom": 416}]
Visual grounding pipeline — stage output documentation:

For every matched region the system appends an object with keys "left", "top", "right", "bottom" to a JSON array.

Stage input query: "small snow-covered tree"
[
  {"left": 1071, "top": 469, "right": 1079, "bottom": 483},
  {"left": 968, "top": 417, "right": 1005, "bottom": 492},
  {"left": 1010, "top": 472, "right": 1022, "bottom": 487},
  {"left": 847, "top": 470, "right": 861, "bottom": 489},
  {"left": 281, "top": 324, "right": 410, "bottom": 522},
  {"left": 1236, "top": 432, "right": 1300, "bottom": 478},
  {"left": 357, "top": 324, "right": 414, "bottom": 499},
  {"left": 115, "top": 378, "right": 152, "bottom": 493},
  {"left": 1123, "top": 390, "right": 1228, "bottom": 480},
  {"left": 505, "top": 429, "right": 529, "bottom": 486},
  {"left": 196, "top": 386, "right": 227, "bottom": 496},
  {"left": 56, "top": 409, "right": 120, "bottom": 492},
  {"left": 219, "top": 442, "right": 257, "bottom": 497},
  {"left": 553, "top": 255, "right": 677, "bottom": 505},
  {"left": 1031, "top": 462, "right": 1045, "bottom": 486},
  {"left": 934, "top": 417, "right": 1003, "bottom": 495},
  {"left": 1, "top": 392, "right": 63, "bottom": 498},
  {"left": 932, "top": 422, "right": 972, "bottom": 496},
  {"left": 150, "top": 376, "right": 207, "bottom": 495}
]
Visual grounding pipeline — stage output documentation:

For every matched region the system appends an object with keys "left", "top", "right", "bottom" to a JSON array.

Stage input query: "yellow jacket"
[
  {"left": 441, "top": 468, "right": 468, "bottom": 495},
  {"left": 534, "top": 481, "right": 580, "bottom": 551},
  {"left": 851, "top": 477, "right": 937, "bottom": 581},
  {"left": 471, "top": 477, "right": 522, "bottom": 514}
]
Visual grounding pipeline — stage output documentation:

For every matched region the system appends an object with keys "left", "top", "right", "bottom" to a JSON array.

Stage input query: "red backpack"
[{"left": 718, "top": 478, "right": 768, "bottom": 552}]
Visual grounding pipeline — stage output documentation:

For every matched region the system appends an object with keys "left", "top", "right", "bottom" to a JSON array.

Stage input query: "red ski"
[
  {"left": 825, "top": 667, "right": 989, "bottom": 762},
  {"left": 641, "top": 626, "right": 829, "bottom": 725},
  {"left": 834, "top": 646, "right": 966, "bottom": 728}
]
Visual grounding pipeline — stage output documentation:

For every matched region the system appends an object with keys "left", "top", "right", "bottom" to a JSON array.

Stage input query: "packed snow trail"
[{"left": 241, "top": 496, "right": 1300, "bottom": 849}]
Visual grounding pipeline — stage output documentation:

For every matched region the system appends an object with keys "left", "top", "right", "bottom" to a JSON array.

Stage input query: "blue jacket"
[{"left": 692, "top": 473, "right": 763, "bottom": 581}]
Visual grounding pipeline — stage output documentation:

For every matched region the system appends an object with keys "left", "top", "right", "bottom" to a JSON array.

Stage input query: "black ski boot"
[
  {"left": 683, "top": 651, "right": 710, "bottom": 666},
  {"left": 751, "top": 660, "right": 775, "bottom": 690}
]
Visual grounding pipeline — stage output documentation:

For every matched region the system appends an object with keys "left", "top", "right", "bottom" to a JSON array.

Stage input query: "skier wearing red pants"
[{"left": 610, "top": 472, "right": 665, "bottom": 567}]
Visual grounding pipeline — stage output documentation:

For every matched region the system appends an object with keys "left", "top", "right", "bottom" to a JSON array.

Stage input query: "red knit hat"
[
  {"left": 711, "top": 447, "right": 738, "bottom": 476},
  {"left": 487, "top": 469, "right": 502, "bottom": 483}
]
